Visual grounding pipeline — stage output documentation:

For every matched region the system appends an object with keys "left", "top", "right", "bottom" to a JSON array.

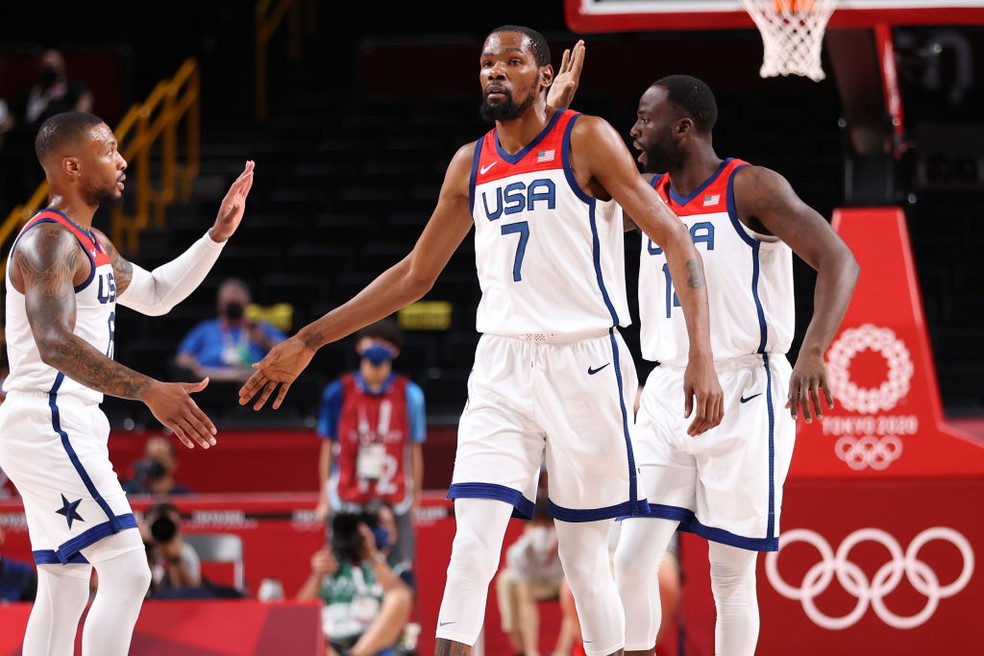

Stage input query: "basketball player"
[
  {"left": 596, "top": 75, "right": 858, "bottom": 654},
  {"left": 239, "top": 26, "right": 723, "bottom": 656},
  {"left": 0, "top": 111, "right": 254, "bottom": 655}
]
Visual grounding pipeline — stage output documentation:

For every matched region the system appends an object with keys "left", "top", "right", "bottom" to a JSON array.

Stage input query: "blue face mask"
[
  {"left": 362, "top": 344, "right": 393, "bottom": 366},
  {"left": 372, "top": 526, "right": 390, "bottom": 550}
]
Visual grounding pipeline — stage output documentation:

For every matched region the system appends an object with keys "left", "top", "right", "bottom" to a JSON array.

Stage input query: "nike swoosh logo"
[
  {"left": 480, "top": 162, "right": 497, "bottom": 174},
  {"left": 740, "top": 392, "right": 763, "bottom": 403},
  {"left": 588, "top": 363, "right": 610, "bottom": 375},
  {"left": 438, "top": 620, "right": 456, "bottom": 626}
]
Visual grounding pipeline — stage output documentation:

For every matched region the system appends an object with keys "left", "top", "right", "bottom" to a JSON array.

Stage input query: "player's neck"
[
  {"left": 47, "top": 194, "right": 96, "bottom": 230},
  {"left": 495, "top": 103, "right": 551, "bottom": 155},
  {"left": 672, "top": 149, "right": 723, "bottom": 197}
]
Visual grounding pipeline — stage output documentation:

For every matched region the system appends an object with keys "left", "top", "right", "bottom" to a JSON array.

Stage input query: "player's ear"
[
  {"left": 676, "top": 117, "right": 695, "bottom": 138},
  {"left": 540, "top": 65, "right": 554, "bottom": 92},
  {"left": 62, "top": 155, "right": 81, "bottom": 177}
]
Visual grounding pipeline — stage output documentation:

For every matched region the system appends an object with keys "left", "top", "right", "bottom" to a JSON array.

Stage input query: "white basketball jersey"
[
  {"left": 639, "top": 158, "right": 795, "bottom": 366},
  {"left": 4, "top": 209, "right": 117, "bottom": 403},
  {"left": 470, "top": 109, "right": 630, "bottom": 337}
]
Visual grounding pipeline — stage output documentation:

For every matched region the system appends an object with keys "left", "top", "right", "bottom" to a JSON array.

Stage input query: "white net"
[{"left": 740, "top": 0, "right": 839, "bottom": 82}]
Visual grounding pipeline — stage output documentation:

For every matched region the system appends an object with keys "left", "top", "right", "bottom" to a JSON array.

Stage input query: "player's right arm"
[
  {"left": 11, "top": 224, "right": 217, "bottom": 449},
  {"left": 240, "top": 143, "right": 477, "bottom": 410}
]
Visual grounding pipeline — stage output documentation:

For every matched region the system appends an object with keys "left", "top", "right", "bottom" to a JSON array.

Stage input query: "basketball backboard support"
[{"left": 565, "top": 0, "right": 984, "bottom": 32}]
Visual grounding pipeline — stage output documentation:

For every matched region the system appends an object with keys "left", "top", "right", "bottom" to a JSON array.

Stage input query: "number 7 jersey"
[
  {"left": 639, "top": 158, "right": 795, "bottom": 366},
  {"left": 469, "top": 109, "right": 630, "bottom": 337}
]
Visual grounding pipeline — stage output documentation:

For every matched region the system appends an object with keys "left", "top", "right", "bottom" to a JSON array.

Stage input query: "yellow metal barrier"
[{"left": 0, "top": 58, "right": 201, "bottom": 264}]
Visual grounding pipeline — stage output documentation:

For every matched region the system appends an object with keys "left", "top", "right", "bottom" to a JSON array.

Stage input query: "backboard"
[{"left": 565, "top": 0, "right": 984, "bottom": 32}]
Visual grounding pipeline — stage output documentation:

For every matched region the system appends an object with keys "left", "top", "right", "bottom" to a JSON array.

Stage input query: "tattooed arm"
[{"left": 12, "top": 224, "right": 218, "bottom": 449}]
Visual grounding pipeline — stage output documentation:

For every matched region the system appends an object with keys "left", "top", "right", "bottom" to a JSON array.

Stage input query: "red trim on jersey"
[
  {"left": 24, "top": 210, "right": 112, "bottom": 267},
  {"left": 476, "top": 109, "right": 578, "bottom": 183},
  {"left": 653, "top": 158, "right": 749, "bottom": 217}
]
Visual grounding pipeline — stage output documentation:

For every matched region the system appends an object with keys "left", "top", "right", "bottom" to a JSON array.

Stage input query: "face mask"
[
  {"left": 372, "top": 526, "right": 390, "bottom": 551},
  {"left": 362, "top": 344, "right": 393, "bottom": 366},
  {"left": 39, "top": 67, "right": 59, "bottom": 89},
  {"left": 224, "top": 302, "right": 245, "bottom": 321},
  {"left": 527, "top": 526, "right": 555, "bottom": 553}
]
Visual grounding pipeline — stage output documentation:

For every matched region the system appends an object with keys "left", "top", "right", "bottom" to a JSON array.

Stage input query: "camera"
[
  {"left": 146, "top": 502, "right": 180, "bottom": 543},
  {"left": 330, "top": 510, "right": 390, "bottom": 564}
]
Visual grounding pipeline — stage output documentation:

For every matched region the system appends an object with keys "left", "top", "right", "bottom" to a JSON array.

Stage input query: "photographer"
[
  {"left": 141, "top": 501, "right": 202, "bottom": 595},
  {"left": 297, "top": 504, "right": 413, "bottom": 656},
  {"left": 124, "top": 436, "right": 193, "bottom": 496}
]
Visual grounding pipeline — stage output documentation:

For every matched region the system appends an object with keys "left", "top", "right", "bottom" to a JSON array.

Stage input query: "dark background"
[{"left": 1, "top": 1, "right": 981, "bottom": 425}]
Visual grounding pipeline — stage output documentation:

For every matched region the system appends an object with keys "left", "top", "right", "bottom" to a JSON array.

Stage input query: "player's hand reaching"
[
  {"left": 547, "top": 39, "right": 584, "bottom": 111},
  {"left": 238, "top": 335, "right": 316, "bottom": 410},
  {"left": 683, "top": 355, "right": 724, "bottom": 436},
  {"left": 141, "top": 378, "right": 217, "bottom": 449},
  {"left": 786, "top": 351, "right": 833, "bottom": 422},
  {"left": 208, "top": 160, "right": 255, "bottom": 242}
]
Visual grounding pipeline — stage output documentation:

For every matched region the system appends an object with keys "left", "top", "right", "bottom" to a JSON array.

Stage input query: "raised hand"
[
  {"left": 209, "top": 160, "right": 255, "bottom": 242},
  {"left": 547, "top": 39, "right": 585, "bottom": 111},
  {"left": 142, "top": 378, "right": 217, "bottom": 449}
]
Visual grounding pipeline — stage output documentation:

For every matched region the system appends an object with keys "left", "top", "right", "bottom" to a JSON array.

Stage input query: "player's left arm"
[
  {"left": 109, "top": 160, "right": 254, "bottom": 315},
  {"left": 733, "top": 165, "right": 860, "bottom": 422},
  {"left": 572, "top": 116, "right": 723, "bottom": 435}
]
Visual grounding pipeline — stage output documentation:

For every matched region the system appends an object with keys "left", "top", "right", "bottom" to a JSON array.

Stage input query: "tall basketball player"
[
  {"left": 239, "top": 26, "right": 723, "bottom": 656},
  {"left": 607, "top": 76, "right": 859, "bottom": 655},
  {"left": 0, "top": 111, "right": 254, "bottom": 655}
]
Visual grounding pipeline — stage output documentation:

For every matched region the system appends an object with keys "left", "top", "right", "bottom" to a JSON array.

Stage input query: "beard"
[
  {"left": 479, "top": 89, "right": 536, "bottom": 123},
  {"left": 641, "top": 128, "right": 684, "bottom": 174},
  {"left": 85, "top": 182, "right": 124, "bottom": 210}
]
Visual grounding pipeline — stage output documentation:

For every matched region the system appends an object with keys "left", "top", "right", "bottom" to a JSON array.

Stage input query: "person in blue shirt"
[
  {"left": 0, "top": 525, "right": 37, "bottom": 602},
  {"left": 175, "top": 277, "right": 287, "bottom": 383},
  {"left": 316, "top": 317, "right": 426, "bottom": 570}
]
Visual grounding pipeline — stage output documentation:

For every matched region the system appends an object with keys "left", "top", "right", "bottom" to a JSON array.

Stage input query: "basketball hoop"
[{"left": 740, "top": 0, "right": 839, "bottom": 81}]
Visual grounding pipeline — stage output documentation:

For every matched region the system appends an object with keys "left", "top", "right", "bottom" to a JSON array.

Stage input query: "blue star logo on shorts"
[{"left": 56, "top": 494, "right": 84, "bottom": 529}]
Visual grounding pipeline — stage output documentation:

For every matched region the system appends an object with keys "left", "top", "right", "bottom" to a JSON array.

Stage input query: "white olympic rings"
[
  {"left": 835, "top": 435, "right": 903, "bottom": 471},
  {"left": 765, "top": 527, "right": 974, "bottom": 630}
]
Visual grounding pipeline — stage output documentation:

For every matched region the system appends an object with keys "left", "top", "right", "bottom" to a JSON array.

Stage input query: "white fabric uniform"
[
  {"left": 635, "top": 159, "right": 796, "bottom": 550},
  {"left": 0, "top": 210, "right": 139, "bottom": 566},
  {"left": 450, "top": 109, "right": 645, "bottom": 520}
]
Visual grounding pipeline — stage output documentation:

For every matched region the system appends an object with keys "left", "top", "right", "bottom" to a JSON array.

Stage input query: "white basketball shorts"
[
  {"left": 633, "top": 353, "right": 795, "bottom": 550},
  {"left": 0, "top": 391, "right": 140, "bottom": 565},
  {"left": 449, "top": 329, "right": 646, "bottom": 522}
]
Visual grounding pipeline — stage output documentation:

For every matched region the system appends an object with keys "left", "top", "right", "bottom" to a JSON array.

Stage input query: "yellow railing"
[
  {"left": 254, "top": 0, "right": 317, "bottom": 123},
  {"left": 0, "top": 57, "right": 201, "bottom": 260}
]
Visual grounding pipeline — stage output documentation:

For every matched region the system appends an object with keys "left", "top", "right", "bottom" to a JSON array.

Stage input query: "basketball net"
[{"left": 740, "top": 0, "right": 839, "bottom": 81}]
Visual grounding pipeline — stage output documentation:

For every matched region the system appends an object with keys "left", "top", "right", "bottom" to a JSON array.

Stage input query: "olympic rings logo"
[
  {"left": 827, "top": 325, "right": 914, "bottom": 413},
  {"left": 765, "top": 527, "right": 974, "bottom": 630},
  {"left": 835, "top": 435, "right": 903, "bottom": 470}
]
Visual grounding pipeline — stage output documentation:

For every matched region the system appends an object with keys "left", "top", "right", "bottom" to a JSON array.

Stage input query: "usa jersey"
[
  {"left": 470, "top": 109, "right": 630, "bottom": 337},
  {"left": 639, "top": 158, "right": 794, "bottom": 365},
  {"left": 3, "top": 209, "right": 117, "bottom": 403}
]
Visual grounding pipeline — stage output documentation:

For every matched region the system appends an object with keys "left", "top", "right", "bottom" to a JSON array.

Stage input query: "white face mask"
[{"left": 526, "top": 525, "right": 556, "bottom": 553}]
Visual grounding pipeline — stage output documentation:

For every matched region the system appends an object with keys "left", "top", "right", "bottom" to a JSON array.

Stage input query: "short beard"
[
  {"left": 479, "top": 90, "right": 535, "bottom": 123},
  {"left": 87, "top": 185, "right": 124, "bottom": 210}
]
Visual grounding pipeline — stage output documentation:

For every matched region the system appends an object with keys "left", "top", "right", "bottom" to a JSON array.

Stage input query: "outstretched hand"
[
  {"left": 209, "top": 160, "right": 255, "bottom": 242},
  {"left": 238, "top": 335, "right": 316, "bottom": 410},
  {"left": 683, "top": 357, "right": 724, "bottom": 436},
  {"left": 547, "top": 39, "right": 585, "bottom": 111},
  {"left": 142, "top": 378, "right": 217, "bottom": 450}
]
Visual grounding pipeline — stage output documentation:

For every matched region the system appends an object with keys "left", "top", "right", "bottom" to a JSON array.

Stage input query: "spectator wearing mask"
[
  {"left": 4, "top": 48, "right": 94, "bottom": 203},
  {"left": 495, "top": 495, "right": 577, "bottom": 656},
  {"left": 316, "top": 317, "right": 426, "bottom": 569},
  {"left": 174, "top": 277, "right": 287, "bottom": 383},
  {"left": 123, "top": 436, "right": 194, "bottom": 496}
]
